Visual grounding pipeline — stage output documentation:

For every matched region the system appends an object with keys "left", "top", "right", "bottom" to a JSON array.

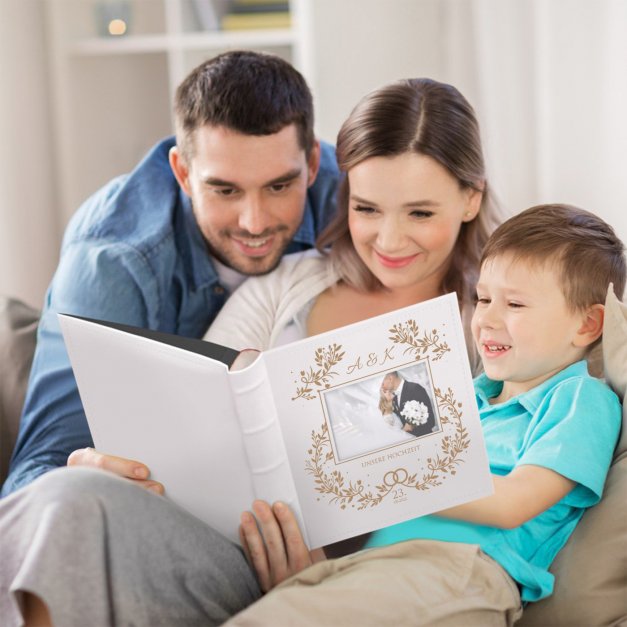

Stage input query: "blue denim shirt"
[{"left": 2, "top": 136, "right": 340, "bottom": 496}]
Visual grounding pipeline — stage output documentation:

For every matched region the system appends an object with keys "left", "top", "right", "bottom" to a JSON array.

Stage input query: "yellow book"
[
  {"left": 232, "top": 0, "right": 288, "bottom": 5},
  {"left": 221, "top": 11, "right": 291, "bottom": 30}
]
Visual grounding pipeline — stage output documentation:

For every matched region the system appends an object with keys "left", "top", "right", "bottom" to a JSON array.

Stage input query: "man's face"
[
  {"left": 381, "top": 373, "right": 400, "bottom": 396},
  {"left": 170, "top": 124, "right": 320, "bottom": 275}
]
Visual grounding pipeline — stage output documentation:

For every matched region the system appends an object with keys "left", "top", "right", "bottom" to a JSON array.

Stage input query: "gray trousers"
[{"left": 0, "top": 467, "right": 261, "bottom": 627}]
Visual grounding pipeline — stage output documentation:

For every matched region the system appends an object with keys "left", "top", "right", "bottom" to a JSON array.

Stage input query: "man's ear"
[
  {"left": 573, "top": 304, "right": 605, "bottom": 348},
  {"left": 169, "top": 146, "right": 192, "bottom": 196},
  {"left": 306, "top": 140, "right": 321, "bottom": 187}
]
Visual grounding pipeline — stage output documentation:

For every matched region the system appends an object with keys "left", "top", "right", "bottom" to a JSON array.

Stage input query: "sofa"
[{"left": 0, "top": 292, "right": 625, "bottom": 626}]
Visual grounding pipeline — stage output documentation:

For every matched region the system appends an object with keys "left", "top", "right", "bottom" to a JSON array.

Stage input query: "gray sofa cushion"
[{"left": 0, "top": 297, "right": 39, "bottom": 485}]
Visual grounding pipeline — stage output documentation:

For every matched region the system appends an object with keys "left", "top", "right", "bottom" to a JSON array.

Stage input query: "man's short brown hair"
[{"left": 174, "top": 50, "right": 314, "bottom": 161}]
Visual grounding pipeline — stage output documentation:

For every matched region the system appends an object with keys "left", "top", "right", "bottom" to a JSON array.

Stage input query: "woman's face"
[{"left": 347, "top": 153, "right": 481, "bottom": 296}]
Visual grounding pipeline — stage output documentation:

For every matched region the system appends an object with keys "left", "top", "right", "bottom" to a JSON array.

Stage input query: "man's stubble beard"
[
  {"left": 204, "top": 227, "right": 295, "bottom": 277},
  {"left": 191, "top": 198, "right": 305, "bottom": 277}
]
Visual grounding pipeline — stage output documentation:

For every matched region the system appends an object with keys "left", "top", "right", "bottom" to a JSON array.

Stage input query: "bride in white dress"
[{"left": 378, "top": 388, "right": 405, "bottom": 430}]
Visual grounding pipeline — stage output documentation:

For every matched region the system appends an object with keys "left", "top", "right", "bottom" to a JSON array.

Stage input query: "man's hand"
[
  {"left": 239, "top": 500, "right": 325, "bottom": 593},
  {"left": 67, "top": 448, "right": 164, "bottom": 494}
]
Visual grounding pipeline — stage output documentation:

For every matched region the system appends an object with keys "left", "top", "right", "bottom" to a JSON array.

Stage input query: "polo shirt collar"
[{"left": 475, "top": 360, "right": 589, "bottom": 413}]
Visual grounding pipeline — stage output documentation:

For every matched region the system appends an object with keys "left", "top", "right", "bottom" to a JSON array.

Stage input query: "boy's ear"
[{"left": 573, "top": 304, "right": 605, "bottom": 348}]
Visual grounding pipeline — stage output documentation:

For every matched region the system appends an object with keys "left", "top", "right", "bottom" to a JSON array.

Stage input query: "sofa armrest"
[{"left": 0, "top": 296, "right": 39, "bottom": 485}]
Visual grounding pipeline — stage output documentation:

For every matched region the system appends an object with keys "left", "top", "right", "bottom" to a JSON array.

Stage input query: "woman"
[
  {"left": 205, "top": 78, "right": 497, "bottom": 377},
  {"left": 379, "top": 380, "right": 404, "bottom": 429},
  {"left": 195, "top": 76, "right": 501, "bottom": 616},
  {"left": 3, "top": 78, "right": 500, "bottom": 627}
]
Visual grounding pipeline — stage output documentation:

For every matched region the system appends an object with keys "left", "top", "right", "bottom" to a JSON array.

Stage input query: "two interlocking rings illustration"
[{"left": 383, "top": 468, "right": 409, "bottom": 486}]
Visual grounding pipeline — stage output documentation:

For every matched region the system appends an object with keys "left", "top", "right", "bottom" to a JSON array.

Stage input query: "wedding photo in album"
[{"left": 59, "top": 292, "right": 493, "bottom": 548}]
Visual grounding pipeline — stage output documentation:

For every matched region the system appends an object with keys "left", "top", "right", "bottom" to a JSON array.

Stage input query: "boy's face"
[{"left": 471, "top": 253, "right": 588, "bottom": 398}]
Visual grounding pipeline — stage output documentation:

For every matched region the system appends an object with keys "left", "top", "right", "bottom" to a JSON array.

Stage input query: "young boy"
[{"left": 230, "top": 204, "right": 625, "bottom": 626}]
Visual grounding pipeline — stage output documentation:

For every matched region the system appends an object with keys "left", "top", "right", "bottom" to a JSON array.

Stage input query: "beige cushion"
[
  {"left": 518, "top": 287, "right": 627, "bottom": 626},
  {"left": 602, "top": 286, "right": 627, "bottom": 459},
  {"left": 0, "top": 297, "right": 39, "bottom": 485}
]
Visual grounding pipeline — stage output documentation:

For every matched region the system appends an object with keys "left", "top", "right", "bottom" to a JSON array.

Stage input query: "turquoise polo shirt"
[{"left": 366, "top": 361, "right": 621, "bottom": 602}]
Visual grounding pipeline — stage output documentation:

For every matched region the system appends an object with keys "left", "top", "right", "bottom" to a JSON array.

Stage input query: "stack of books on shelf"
[
  {"left": 192, "top": 0, "right": 221, "bottom": 31},
  {"left": 221, "top": 0, "right": 291, "bottom": 31}
]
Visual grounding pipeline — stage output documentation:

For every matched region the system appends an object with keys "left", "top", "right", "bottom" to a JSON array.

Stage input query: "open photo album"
[{"left": 59, "top": 292, "right": 492, "bottom": 548}]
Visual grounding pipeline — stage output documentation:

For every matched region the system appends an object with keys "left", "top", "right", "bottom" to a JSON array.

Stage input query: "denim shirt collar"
[
  {"left": 176, "top": 191, "right": 219, "bottom": 292},
  {"left": 475, "top": 360, "right": 589, "bottom": 413},
  {"left": 294, "top": 195, "right": 316, "bottom": 246}
]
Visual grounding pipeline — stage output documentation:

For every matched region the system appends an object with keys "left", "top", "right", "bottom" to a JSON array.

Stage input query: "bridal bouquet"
[{"left": 401, "top": 400, "right": 430, "bottom": 426}]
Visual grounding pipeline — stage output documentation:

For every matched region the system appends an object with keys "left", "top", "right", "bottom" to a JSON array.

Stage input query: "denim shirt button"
[{"left": 213, "top": 285, "right": 225, "bottom": 295}]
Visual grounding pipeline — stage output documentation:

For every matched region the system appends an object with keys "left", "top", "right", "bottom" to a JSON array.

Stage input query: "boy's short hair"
[
  {"left": 481, "top": 204, "right": 626, "bottom": 311},
  {"left": 174, "top": 50, "right": 314, "bottom": 161}
]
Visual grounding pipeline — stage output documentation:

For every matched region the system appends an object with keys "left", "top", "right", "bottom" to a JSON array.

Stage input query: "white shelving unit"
[{"left": 45, "top": 0, "right": 306, "bottom": 223}]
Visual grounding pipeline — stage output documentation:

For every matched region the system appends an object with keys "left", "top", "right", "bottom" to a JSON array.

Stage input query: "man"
[
  {"left": 380, "top": 371, "right": 437, "bottom": 437},
  {"left": 1, "top": 50, "right": 339, "bottom": 497}
]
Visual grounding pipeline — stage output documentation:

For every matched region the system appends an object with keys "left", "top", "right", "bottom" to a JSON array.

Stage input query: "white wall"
[
  {"left": 1, "top": 0, "right": 626, "bottom": 307},
  {"left": 0, "top": 0, "right": 60, "bottom": 307},
  {"left": 305, "top": 0, "right": 444, "bottom": 144},
  {"left": 306, "top": 0, "right": 627, "bottom": 252}
]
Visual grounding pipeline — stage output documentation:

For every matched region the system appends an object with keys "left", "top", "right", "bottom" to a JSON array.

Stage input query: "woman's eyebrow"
[
  {"left": 404, "top": 200, "right": 439, "bottom": 208},
  {"left": 350, "top": 194, "right": 378, "bottom": 206},
  {"left": 350, "top": 195, "right": 439, "bottom": 208}
]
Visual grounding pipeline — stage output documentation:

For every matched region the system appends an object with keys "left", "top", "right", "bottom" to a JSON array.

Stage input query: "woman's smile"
[{"left": 374, "top": 250, "right": 422, "bottom": 268}]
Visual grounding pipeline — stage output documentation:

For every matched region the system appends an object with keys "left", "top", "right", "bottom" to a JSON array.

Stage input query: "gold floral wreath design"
[
  {"left": 292, "top": 343, "right": 346, "bottom": 400},
  {"left": 304, "top": 387, "right": 470, "bottom": 510},
  {"left": 389, "top": 320, "right": 450, "bottom": 361}
]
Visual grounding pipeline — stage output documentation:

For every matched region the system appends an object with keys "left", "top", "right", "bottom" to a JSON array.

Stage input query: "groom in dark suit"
[{"left": 381, "top": 371, "right": 437, "bottom": 437}]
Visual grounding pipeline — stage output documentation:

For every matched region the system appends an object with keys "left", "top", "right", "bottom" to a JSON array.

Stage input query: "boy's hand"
[
  {"left": 67, "top": 448, "right": 165, "bottom": 494},
  {"left": 239, "top": 500, "right": 324, "bottom": 592}
]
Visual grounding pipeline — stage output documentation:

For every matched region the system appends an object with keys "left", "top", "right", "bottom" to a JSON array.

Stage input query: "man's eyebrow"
[
  {"left": 265, "top": 168, "right": 302, "bottom": 186},
  {"left": 204, "top": 176, "right": 237, "bottom": 187},
  {"left": 203, "top": 168, "right": 303, "bottom": 188}
]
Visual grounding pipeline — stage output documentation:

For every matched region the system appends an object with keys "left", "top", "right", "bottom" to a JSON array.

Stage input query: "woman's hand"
[
  {"left": 239, "top": 500, "right": 325, "bottom": 593},
  {"left": 67, "top": 448, "right": 164, "bottom": 494}
]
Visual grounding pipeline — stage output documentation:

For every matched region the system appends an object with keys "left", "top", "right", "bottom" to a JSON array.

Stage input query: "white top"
[
  {"left": 205, "top": 249, "right": 482, "bottom": 375},
  {"left": 204, "top": 250, "right": 339, "bottom": 351}
]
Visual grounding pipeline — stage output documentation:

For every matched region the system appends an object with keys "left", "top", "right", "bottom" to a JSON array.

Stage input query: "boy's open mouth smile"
[{"left": 482, "top": 342, "right": 511, "bottom": 356}]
